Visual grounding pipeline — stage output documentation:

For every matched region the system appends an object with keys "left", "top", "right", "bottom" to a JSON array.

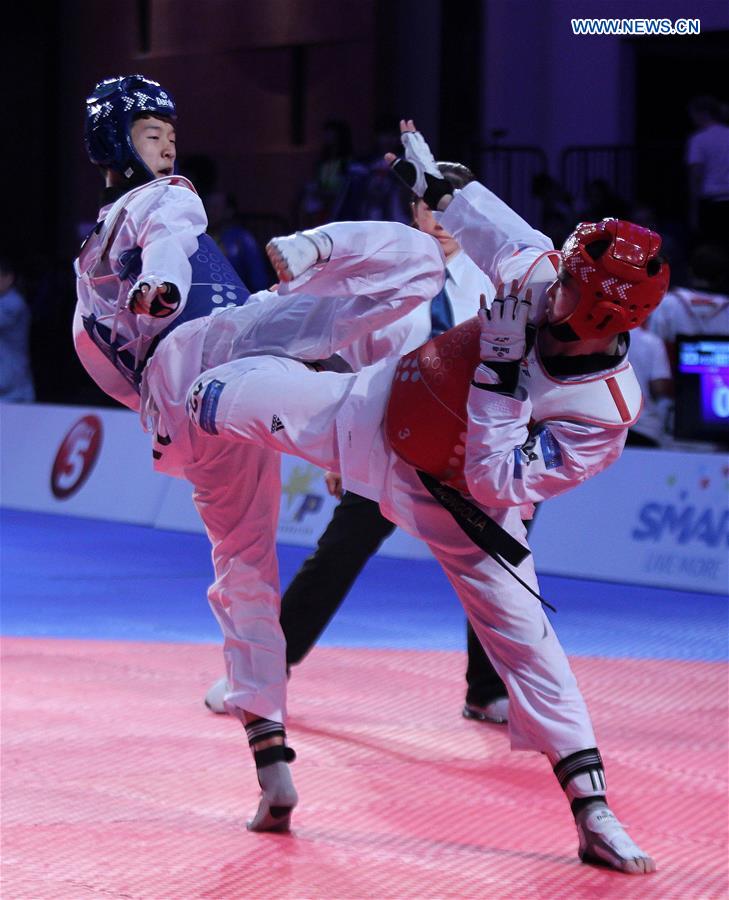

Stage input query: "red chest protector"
[{"left": 384, "top": 317, "right": 481, "bottom": 491}]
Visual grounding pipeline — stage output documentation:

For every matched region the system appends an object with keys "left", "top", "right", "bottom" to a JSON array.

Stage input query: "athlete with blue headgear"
[
  {"left": 73, "top": 74, "right": 300, "bottom": 832},
  {"left": 85, "top": 74, "right": 177, "bottom": 184},
  {"left": 72, "top": 75, "right": 446, "bottom": 835}
]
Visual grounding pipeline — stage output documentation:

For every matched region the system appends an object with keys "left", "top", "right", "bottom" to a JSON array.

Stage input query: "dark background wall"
[
  {"left": 59, "top": 0, "right": 379, "bottom": 258},
  {"left": 1, "top": 0, "right": 728, "bottom": 405},
  {"left": 4, "top": 0, "right": 728, "bottom": 262}
]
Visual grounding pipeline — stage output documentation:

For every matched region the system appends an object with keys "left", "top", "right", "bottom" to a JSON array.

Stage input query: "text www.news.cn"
[{"left": 571, "top": 18, "right": 700, "bottom": 36}]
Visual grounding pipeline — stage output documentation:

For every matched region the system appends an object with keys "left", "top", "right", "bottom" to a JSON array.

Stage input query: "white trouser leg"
[
  {"left": 197, "top": 220, "right": 444, "bottom": 371},
  {"left": 381, "top": 461, "right": 597, "bottom": 754},
  {"left": 187, "top": 355, "right": 352, "bottom": 472},
  {"left": 183, "top": 432, "right": 286, "bottom": 722}
]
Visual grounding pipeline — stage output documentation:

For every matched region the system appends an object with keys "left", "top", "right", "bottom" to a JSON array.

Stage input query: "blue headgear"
[{"left": 84, "top": 75, "right": 177, "bottom": 182}]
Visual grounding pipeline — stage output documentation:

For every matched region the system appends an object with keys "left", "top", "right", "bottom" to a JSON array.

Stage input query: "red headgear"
[{"left": 559, "top": 219, "right": 670, "bottom": 339}]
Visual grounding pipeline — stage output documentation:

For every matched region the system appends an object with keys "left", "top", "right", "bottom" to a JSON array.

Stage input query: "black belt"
[{"left": 417, "top": 470, "right": 556, "bottom": 612}]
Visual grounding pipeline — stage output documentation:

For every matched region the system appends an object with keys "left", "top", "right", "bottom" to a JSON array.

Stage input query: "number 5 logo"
[{"left": 50, "top": 415, "right": 103, "bottom": 499}]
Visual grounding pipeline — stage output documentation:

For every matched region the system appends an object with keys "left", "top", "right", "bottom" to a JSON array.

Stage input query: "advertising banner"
[
  {"left": 0, "top": 403, "right": 167, "bottom": 524},
  {"left": 529, "top": 447, "right": 728, "bottom": 595},
  {"left": 3, "top": 404, "right": 726, "bottom": 587},
  {"left": 274, "top": 457, "right": 433, "bottom": 559}
]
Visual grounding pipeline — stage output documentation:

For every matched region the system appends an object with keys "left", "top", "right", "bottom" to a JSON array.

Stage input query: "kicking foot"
[
  {"left": 462, "top": 697, "right": 509, "bottom": 724},
  {"left": 247, "top": 761, "right": 299, "bottom": 833},
  {"left": 266, "top": 230, "right": 332, "bottom": 282},
  {"left": 204, "top": 676, "right": 230, "bottom": 714},
  {"left": 576, "top": 802, "right": 656, "bottom": 874}
]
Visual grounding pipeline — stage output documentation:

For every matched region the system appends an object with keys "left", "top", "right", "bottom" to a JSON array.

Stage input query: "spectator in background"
[
  {"left": 339, "top": 117, "right": 411, "bottom": 223},
  {"left": 531, "top": 172, "right": 575, "bottom": 249},
  {"left": 22, "top": 253, "right": 110, "bottom": 406},
  {"left": 205, "top": 191, "right": 270, "bottom": 292},
  {"left": 298, "top": 119, "right": 357, "bottom": 227},
  {"left": 649, "top": 243, "right": 729, "bottom": 372},
  {"left": 687, "top": 96, "right": 729, "bottom": 247},
  {"left": 578, "top": 178, "right": 629, "bottom": 223},
  {"left": 0, "top": 254, "right": 35, "bottom": 402},
  {"left": 625, "top": 323, "right": 673, "bottom": 448},
  {"left": 178, "top": 154, "right": 270, "bottom": 291}
]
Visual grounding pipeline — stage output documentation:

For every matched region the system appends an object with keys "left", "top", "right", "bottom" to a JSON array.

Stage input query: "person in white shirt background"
[
  {"left": 649, "top": 242, "right": 729, "bottom": 361},
  {"left": 686, "top": 95, "right": 729, "bottom": 246},
  {"left": 624, "top": 323, "right": 673, "bottom": 447}
]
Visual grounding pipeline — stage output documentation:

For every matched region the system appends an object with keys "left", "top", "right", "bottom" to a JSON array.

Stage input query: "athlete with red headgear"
[
  {"left": 184, "top": 119, "right": 669, "bottom": 873},
  {"left": 383, "top": 120, "right": 670, "bottom": 507}
]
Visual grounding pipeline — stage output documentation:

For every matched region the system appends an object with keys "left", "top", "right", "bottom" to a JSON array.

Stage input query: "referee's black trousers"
[{"left": 280, "top": 490, "right": 507, "bottom": 705}]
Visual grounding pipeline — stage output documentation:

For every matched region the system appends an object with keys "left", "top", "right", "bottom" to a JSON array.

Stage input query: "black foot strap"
[{"left": 253, "top": 744, "right": 296, "bottom": 769}]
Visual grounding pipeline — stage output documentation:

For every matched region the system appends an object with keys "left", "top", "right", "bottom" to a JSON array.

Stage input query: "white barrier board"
[
  {"left": 2, "top": 403, "right": 726, "bottom": 588},
  {"left": 529, "top": 447, "right": 728, "bottom": 596},
  {"left": 1, "top": 403, "right": 430, "bottom": 560},
  {"left": 0, "top": 403, "right": 167, "bottom": 524}
]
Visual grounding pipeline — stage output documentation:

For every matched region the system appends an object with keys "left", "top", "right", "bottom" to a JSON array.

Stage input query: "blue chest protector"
[
  {"left": 83, "top": 234, "right": 251, "bottom": 392},
  {"left": 121, "top": 233, "right": 251, "bottom": 337},
  {"left": 160, "top": 233, "right": 251, "bottom": 336}
]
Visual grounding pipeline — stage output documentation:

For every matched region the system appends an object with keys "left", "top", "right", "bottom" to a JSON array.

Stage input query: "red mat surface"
[{"left": 2, "top": 638, "right": 727, "bottom": 899}]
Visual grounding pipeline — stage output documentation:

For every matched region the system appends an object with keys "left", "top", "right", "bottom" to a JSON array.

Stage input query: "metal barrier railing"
[
  {"left": 561, "top": 143, "right": 685, "bottom": 215},
  {"left": 470, "top": 145, "right": 549, "bottom": 224},
  {"left": 561, "top": 145, "right": 637, "bottom": 208}
]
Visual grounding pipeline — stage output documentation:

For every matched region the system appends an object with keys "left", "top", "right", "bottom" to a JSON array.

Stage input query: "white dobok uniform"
[
  {"left": 72, "top": 175, "right": 444, "bottom": 723},
  {"left": 339, "top": 247, "right": 495, "bottom": 370},
  {"left": 186, "top": 183, "right": 643, "bottom": 756}
]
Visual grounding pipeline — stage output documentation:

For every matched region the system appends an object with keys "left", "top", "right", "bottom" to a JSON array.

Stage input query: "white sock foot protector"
[
  {"left": 576, "top": 802, "right": 656, "bottom": 875},
  {"left": 247, "top": 760, "right": 299, "bottom": 833},
  {"left": 244, "top": 718, "right": 298, "bottom": 832},
  {"left": 463, "top": 697, "right": 509, "bottom": 724}
]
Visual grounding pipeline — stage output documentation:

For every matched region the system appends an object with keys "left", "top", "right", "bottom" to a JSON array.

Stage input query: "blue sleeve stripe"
[{"left": 199, "top": 379, "right": 225, "bottom": 435}]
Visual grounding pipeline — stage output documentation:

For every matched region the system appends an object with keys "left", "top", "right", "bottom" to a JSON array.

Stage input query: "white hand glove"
[
  {"left": 127, "top": 275, "right": 180, "bottom": 317},
  {"left": 387, "top": 119, "right": 452, "bottom": 209},
  {"left": 478, "top": 281, "right": 532, "bottom": 363}
]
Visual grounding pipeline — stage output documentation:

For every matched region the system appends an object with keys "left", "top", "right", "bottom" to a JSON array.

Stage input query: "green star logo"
[{"left": 282, "top": 466, "right": 318, "bottom": 508}]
